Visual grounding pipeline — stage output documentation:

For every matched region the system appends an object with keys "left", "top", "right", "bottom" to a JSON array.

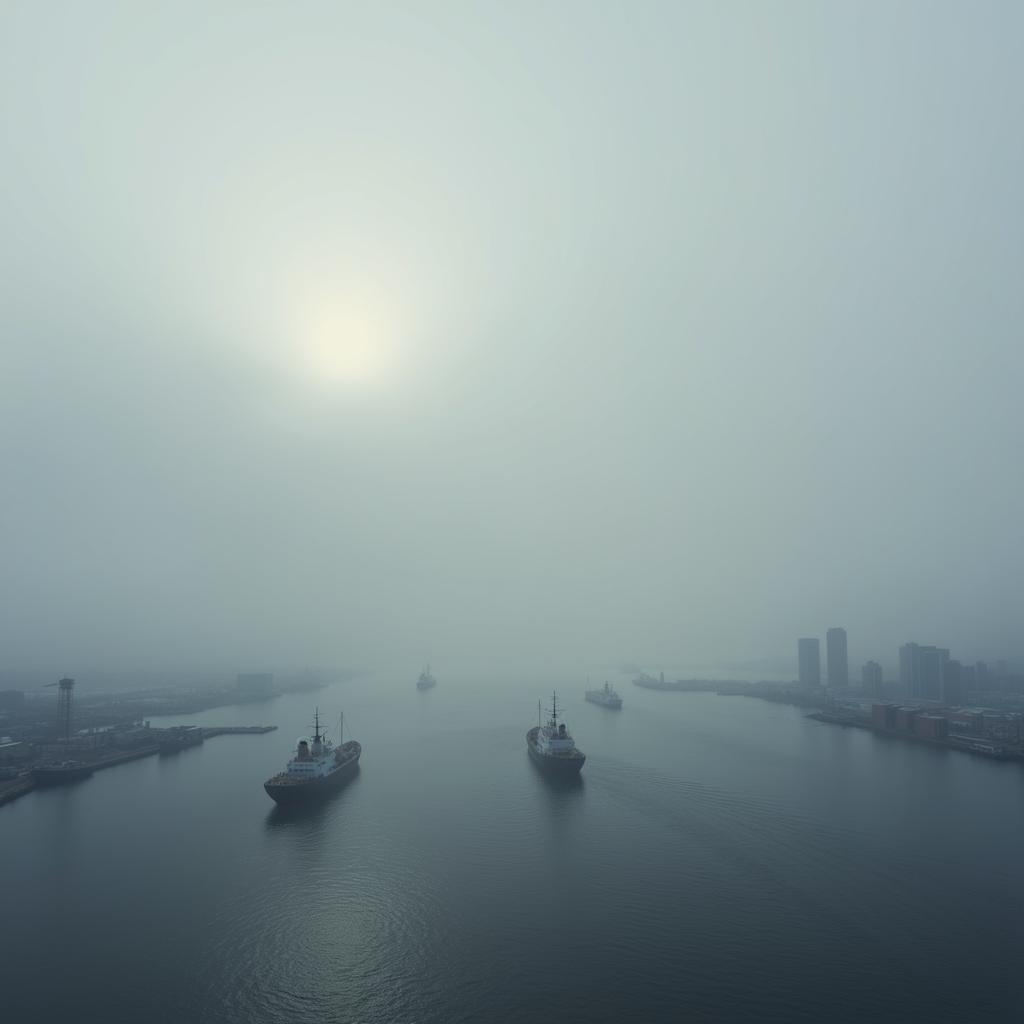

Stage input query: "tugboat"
[
  {"left": 585, "top": 680, "right": 623, "bottom": 709},
  {"left": 417, "top": 665, "right": 437, "bottom": 691},
  {"left": 527, "top": 693, "right": 585, "bottom": 776},
  {"left": 263, "top": 709, "right": 360, "bottom": 805},
  {"left": 31, "top": 760, "right": 94, "bottom": 787}
]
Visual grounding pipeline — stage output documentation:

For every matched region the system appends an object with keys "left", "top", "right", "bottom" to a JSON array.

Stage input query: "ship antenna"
[{"left": 314, "top": 706, "right": 320, "bottom": 742}]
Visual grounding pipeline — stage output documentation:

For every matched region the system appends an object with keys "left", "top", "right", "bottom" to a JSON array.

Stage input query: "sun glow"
[{"left": 298, "top": 304, "right": 396, "bottom": 388}]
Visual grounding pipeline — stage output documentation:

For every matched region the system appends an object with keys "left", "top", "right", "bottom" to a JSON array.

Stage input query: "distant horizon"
[{"left": 2, "top": 643, "right": 1020, "bottom": 694}]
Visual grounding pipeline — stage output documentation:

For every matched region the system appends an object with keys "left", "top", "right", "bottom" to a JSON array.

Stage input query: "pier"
[
  {"left": 201, "top": 726, "right": 277, "bottom": 738},
  {"left": 0, "top": 725, "right": 278, "bottom": 807}
]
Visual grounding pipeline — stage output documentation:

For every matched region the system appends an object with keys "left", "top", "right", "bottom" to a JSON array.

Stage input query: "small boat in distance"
[
  {"left": 263, "top": 709, "right": 360, "bottom": 805},
  {"left": 417, "top": 666, "right": 437, "bottom": 691},
  {"left": 585, "top": 681, "right": 623, "bottom": 709},
  {"left": 527, "top": 693, "right": 585, "bottom": 776}
]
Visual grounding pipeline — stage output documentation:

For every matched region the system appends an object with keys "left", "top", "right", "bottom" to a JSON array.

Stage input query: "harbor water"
[{"left": 2, "top": 672, "right": 1022, "bottom": 1022}]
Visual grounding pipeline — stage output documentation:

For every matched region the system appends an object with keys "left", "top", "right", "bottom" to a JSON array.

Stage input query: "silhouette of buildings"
[
  {"left": 862, "top": 660, "right": 883, "bottom": 697},
  {"left": 943, "top": 660, "right": 965, "bottom": 706},
  {"left": 899, "top": 643, "right": 950, "bottom": 700},
  {"left": 56, "top": 677, "right": 74, "bottom": 741}
]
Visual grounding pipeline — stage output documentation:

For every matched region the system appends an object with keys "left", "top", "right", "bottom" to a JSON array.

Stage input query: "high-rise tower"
[
  {"left": 56, "top": 677, "right": 75, "bottom": 741},
  {"left": 899, "top": 644, "right": 949, "bottom": 700},
  {"left": 862, "top": 661, "right": 883, "bottom": 697}
]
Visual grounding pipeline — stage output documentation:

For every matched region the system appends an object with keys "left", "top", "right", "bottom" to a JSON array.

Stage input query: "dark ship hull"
[
  {"left": 526, "top": 727, "right": 585, "bottom": 776},
  {"left": 263, "top": 742, "right": 361, "bottom": 805},
  {"left": 31, "top": 762, "right": 94, "bottom": 787}
]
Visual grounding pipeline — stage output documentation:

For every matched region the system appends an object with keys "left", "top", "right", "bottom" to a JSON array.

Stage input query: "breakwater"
[{"left": 0, "top": 725, "right": 278, "bottom": 807}]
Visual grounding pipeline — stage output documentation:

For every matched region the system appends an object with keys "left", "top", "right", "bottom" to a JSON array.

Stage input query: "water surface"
[{"left": 3, "top": 673, "right": 1021, "bottom": 1022}]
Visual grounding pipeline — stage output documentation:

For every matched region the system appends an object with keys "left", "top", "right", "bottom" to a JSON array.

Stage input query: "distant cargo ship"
[
  {"left": 585, "top": 681, "right": 622, "bottom": 709},
  {"left": 527, "top": 693, "right": 585, "bottom": 776},
  {"left": 417, "top": 666, "right": 437, "bottom": 691},
  {"left": 263, "top": 709, "right": 360, "bottom": 805},
  {"left": 31, "top": 760, "right": 94, "bottom": 787}
]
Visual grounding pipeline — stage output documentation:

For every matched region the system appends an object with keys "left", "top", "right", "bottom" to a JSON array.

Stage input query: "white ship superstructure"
[
  {"left": 585, "top": 681, "right": 623, "bottom": 709},
  {"left": 283, "top": 721, "right": 336, "bottom": 780}
]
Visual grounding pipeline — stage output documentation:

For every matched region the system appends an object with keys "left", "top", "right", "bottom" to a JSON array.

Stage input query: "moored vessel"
[
  {"left": 585, "top": 681, "right": 623, "bottom": 709},
  {"left": 31, "top": 760, "right": 94, "bottom": 787},
  {"left": 263, "top": 709, "right": 360, "bottom": 805},
  {"left": 527, "top": 693, "right": 585, "bottom": 776},
  {"left": 157, "top": 726, "right": 205, "bottom": 754}
]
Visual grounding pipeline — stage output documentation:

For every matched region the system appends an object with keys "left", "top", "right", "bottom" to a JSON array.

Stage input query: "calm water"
[{"left": 3, "top": 673, "right": 1023, "bottom": 1023}]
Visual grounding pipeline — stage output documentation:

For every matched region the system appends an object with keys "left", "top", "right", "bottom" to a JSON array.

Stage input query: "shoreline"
[
  {"left": 0, "top": 725, "right": 278, "bottom": 808},
  {"left": 806, "top": 711, "right": 1021, "bottom": 762}
]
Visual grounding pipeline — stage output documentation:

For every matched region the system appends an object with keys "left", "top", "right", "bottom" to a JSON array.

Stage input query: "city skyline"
[{"left": 795, "top": 625, "right": 1015, "bottom": 699}]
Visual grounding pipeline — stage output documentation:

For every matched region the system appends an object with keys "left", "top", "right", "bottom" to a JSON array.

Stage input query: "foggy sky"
[{"left": 2, "top": 1, "right": 1022, "bottom": 681}]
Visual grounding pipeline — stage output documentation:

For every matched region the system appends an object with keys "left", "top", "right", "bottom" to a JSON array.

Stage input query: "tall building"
[
  {"left": 862, "top": 661, "right": 883, "bottom": 697},
  {"left": 56, "top": 677, "right": 75, "bottom": 742},
  {"left": 899, "top": 643, "right": 949, "bottom": 700},
  {"left": 798, "top": 638, "right": 821, "bottom": 688},
  {"left": 920, "top": 647, "right": 949, "bottom": 701},
  {"left": 826, "top": 627, "right": 848, "bottom": 689},
  {"left": 942, "top": 660, "right": 964, "bottom": 706}
]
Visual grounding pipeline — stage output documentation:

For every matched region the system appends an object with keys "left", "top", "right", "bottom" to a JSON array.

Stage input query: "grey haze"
[{"left": 1, "top": 1, "right": 1021, "bottom": 680}]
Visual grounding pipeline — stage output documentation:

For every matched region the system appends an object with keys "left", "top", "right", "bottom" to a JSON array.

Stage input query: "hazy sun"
[{"left": 297, "top": 303, "right": 396, "bottom": 389}]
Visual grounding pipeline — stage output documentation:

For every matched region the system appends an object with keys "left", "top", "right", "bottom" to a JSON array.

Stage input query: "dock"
[
  {"left": 0, "top": 725, "right": 278, "bottom": 807},
  {"left": 200, "top": 726, "right": 277, "bottom": 738}
]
